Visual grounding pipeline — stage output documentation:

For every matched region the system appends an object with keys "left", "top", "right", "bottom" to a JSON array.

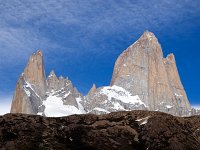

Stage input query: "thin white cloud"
[
  {"left": 0, "top": 96, "right": 12, "bottom": 115},
  {"left": 0, "top": 0, "right": 199, "bottom": 100},
  {"left": 0, "top": 26, "right": 63, "bottom": 66},
  {"left": 191, "top": 105, "right": 200, "bottom": 110},
  {"left": 0, "top": 0, "right": 198, "bottom": 56}
]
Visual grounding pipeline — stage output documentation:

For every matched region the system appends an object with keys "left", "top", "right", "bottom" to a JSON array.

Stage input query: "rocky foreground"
[{"left": 0, "top": 111, "right": 200, "bottom": 150}]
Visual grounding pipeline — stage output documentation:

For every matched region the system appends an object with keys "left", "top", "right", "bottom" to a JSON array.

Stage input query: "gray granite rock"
[{"left": 84, "top": 31, "right": 191, "bottom": 116}]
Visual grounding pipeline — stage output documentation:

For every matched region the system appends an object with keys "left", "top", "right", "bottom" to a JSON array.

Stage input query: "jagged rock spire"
[
  {"left": 163, "top": 53, "right": 191, "bottom": 112},
  {"left": 11, "top": 50, "right": 46, "bottom": 114},
  {"left": 47, "top": 70, "right": 59, "bottom": 91},
  {"left": 48, "top": 70, "right": 57, "bottom": 78},
  {"left": 23, "top": 49, "right": 47, "bottom": 97},
  {"left": 59, "top": 75, "right": 64, "bottom": 80},
  {"left": 87, "top": 84, "right": 97, "bottom": 96}
]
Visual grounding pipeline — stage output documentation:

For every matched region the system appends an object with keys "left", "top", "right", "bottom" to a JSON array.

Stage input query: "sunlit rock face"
[
  {"left": 109, "top": 31, "right": 191, "bottom": 116},
  {"left": 11, "top": 50, "right": 46, "bottom": 114},
  {"left": 10, "top": 31, "right": 191, "bottom": 117}
]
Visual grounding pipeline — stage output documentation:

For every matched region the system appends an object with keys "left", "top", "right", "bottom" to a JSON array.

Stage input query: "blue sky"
[{"left": 0, "top": 0, "right": 200, "bottom": 114}]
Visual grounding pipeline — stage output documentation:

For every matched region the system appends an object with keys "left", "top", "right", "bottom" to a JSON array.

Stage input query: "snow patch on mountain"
[
  {"left": 93, "top": 107, "right": 110, "bottom": 113},
  {"left": 76, "top": 97, "right": 85, "bottom": 113},
  {"left": 175, "top": 93, "right": 183, "bottom": 97},
  {"left": 113, "top": 102, "right": 126, "bottom": 110},
  {"left": 23, "top": 85, "right": 31, "bottom": 97},
  {"left": 136, "top": 116, "right": 150, "bottom": 125},
  {"left": 100, "top": 85, "right": 145, "bottom": 106},
  {"left": 63, "top": 91, "right": 71, "bottom": 98},
  {"left": 42, "top": 95, "right": 83, "bottom": 117},
  {"left": 166, "top": 105, "right": 173, "bottom": 109}
]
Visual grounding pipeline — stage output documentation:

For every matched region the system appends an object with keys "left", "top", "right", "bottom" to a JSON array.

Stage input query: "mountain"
[
  {"left": 10, "top": 50, "right": 85, "bottom": 117},
  {"left": 1, "top": 111, "right": 200, "bottom": 150},
  {"left": 83, "top": 31, "right": 191, "bottom": 116},
  {"left": 10, "top": 31, "right": 192, "bottom": 117}
]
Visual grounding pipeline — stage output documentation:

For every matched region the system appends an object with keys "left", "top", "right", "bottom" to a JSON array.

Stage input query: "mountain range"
[{"left": 10, "top": 31, "right": 198, "bottom": 117}]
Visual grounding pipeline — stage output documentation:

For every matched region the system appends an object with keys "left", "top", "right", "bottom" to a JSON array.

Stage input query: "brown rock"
[{"left": 0, "top": 111, "right": 200, "bottom": 150}]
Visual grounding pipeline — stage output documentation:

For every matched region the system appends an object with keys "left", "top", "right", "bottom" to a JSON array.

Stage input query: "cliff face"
[
  {"left": 163, "top": 54, "right": 191, "bottom": 114},
  {"left": 10, "top": 50, "right": 46, "bottom": 114},
  {"left": 23, "top": 50, "right": 47, "bottom": 98}
]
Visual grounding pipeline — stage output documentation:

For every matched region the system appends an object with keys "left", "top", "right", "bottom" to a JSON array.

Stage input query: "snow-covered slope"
[
  {"left": 39, "top": 95, "right": 83, "bottom": 117},
  {"left": 37, "top": 70, "right": 86, "bottom": 117},
  {"left": 83, "top": 85, "right": 147, "bottom": 115},
  {"left": 23, "top": 78, "right": 86, "bottom": 117},
  {"left": 100, "top": 85, "right": 145, "bottom": 106}
]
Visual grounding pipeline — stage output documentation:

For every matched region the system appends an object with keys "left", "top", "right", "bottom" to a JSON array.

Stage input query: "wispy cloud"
[
  {"left": 0, "top": 0, "right": 199, "bottom": 62},
  {"left": 0, "top": 0, "right": 199, "bottom": 100},
  {"left": 191, "top": 105, "right": 200, "bottom": 110},
  {"left": 0, "top": 96, "right": 12, "bottom": 115},
  {"left": 0, "top": 25, "right": 64, "bottom": 66}
]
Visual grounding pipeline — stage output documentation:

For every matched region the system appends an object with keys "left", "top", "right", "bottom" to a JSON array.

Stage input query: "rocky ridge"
[{"left": 1, "top": 111, "right": 200, "bottom": 150}]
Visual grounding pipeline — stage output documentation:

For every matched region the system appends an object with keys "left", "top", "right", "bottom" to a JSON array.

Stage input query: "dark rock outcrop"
[{"left": 0, "top": 111, "right": 200, "bottom": 150}]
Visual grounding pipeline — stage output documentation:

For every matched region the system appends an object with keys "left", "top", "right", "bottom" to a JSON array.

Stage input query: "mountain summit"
[
  {"left": 110, "top": 31, "right": 191, "bottom": 116},
  {"left": 10, "top": 31, "right": 191, "bottom": 117}
]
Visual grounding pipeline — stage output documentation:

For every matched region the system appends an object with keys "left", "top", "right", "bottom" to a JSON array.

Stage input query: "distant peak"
[
  {"left": 92, "top": 84, "right": 96, "bottom": 89},
  {"left": 127, "top": 31, "right": 158, "bottom": 49},
  {"left": 87, "top": 83, "right": 97, "bottom": 96},
  {"left": 141, "top": 30, "right": 156, "bottom": 40},
  {"left": 49, "top": 70, "right": 57, "bottom": 78},
  {"left": 59, "top": 75, "right": 64, "bottom": 79},
  {"left": 163, "top": 53, "right": 176, "bottom": 64},
  {"left": 166, "top": 53, "right": 175, "bottom": 61},
  {"left": 144, "top": 30, "right": 153, "bottom": 34},
  {"left": 36, "top": 50, "right": 43, "bottom": 56},
  {"left": 29, "top": 50, "right": 43, "bottom": 62}
]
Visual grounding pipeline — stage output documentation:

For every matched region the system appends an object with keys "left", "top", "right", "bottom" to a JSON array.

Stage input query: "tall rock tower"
[
  {"left": 11, "top": 50, "right": 46, "bottom": 114},
  {"left": 110, "top": 31, "right": 191, "bottom": 116}
]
